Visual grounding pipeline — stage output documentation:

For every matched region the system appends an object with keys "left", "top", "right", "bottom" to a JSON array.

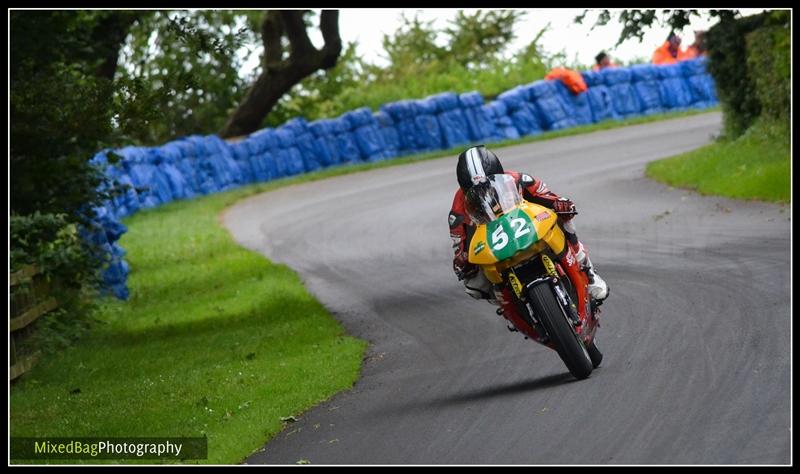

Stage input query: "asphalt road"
[{"left": 223, "top": 112, "right": 791, "bottom": 465}]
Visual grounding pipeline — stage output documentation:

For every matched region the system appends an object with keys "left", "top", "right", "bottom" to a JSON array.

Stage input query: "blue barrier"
[
  {"left": 630, "top": 64, "right": 665, "bottom": 115},
  {"left": 527, "top": 80, "right": 578, "bottom": 130},
  {"left": 581, "top": 70, "right": 619, "bottom": 122},
  {"left": 681, "top": 57, "right": 718, "bottom": 108},
  {"left": 275, "top": 127, "right": 307, "bottom": 176},
  {"left": 330, "top": 117, "right": 362, "bottom": 163},
  {"left": 285, "top": 118, "right": 323, "bottom": 172},
  {"left": 91, "top": 59, "right": 718, "bottom": 300},
  {"left": 430, "top": 92, "right": 472, "bottom": 149},
  {"left": 601, "top": 68, "right": 642, "bottom": 118},
  {"left": 498, "top": 86, "right": 543, "bottom": 136},
  {"left": 309, "top": 119, "right": 339, "bottom": 167},
  {"left": 552, "top": 81, "right": 593, "bottom": 126},
  {"left": 344, "top": 107, "right": 390, "bottom": 161},
  {"left": 413, "top": 98, "right": 444, "bottom": 152},
  {"left": 459, "top": 91, "right": 500, "bottom": 142},
  {"left": 373, "top": 111, "right": 401, "bottom": 157},
  {"left": 381, "top": 100, "right": 419, "bottom": 153},
  {"left": 656, "top": 63, "right": 694, "bottom": 110},
  {"left": 484, "top": 100, "right": 521, "bottom": 140}
]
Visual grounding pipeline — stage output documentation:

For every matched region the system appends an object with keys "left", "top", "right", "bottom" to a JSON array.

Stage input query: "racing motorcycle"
[{"left": 465, "top": 174, "right": 603, "bottom": 380}]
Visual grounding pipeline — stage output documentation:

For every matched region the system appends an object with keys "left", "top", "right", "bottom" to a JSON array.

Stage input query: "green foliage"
[
  {"left": 264, "top": 42, "right": 365, "bottom": 127},
  {"left": 11, "top": 63, "right": 111, "bottom": 218},
  {"left": 705, "top": 12, "right": 770, "bottom": 138},
  {"left": 10, "top": 11, "right": 151, "bottom": 351},
  {"left": 10, "top": 182, "right": 367, "bottom": 464},
  {"left": 118, "top": 10, "right": 257, "bottom": 144},
  {"left": 381, "top": 13, "right": 446, "bottom": 67},
  {"left": 576, "top": 9, "right": 739, "bottom": 46},
  {"left": 745, "top": 11, "right": 790, "bottom": 122},
  {"left": 10, "top": 212, "right": 101, "bottom": 353},
  {"left": 264, "top": 11, "right": 551, "bottom": 125},
  {"left": 443, "top": 10, "right": 525, "bottom": 69}
]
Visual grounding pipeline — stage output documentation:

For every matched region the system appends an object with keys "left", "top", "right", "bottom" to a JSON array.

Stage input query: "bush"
[
  {"left": 745, "top": 11, "right": 791, "bottom": 122},
  {"left": 10, "top": 212, "right": 103, "bottom": 354},
  {"left": 705, "top": 12, "right": 768, "bottom": 138}
]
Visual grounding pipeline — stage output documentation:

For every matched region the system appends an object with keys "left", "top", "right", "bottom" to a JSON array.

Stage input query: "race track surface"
[{"left": 223, "top": 112, "right": 791, "bottom": 464}]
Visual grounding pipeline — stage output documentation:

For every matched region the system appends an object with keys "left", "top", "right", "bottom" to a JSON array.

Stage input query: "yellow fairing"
[{"left": 468, "top": 202, "right": 567, "bottom": 284}]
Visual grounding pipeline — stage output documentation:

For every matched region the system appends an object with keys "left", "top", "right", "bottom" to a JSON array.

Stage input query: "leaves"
[
  {"left": 575, "top": 9, "right": 740, "bottom": 46},
  {"left": 116, "top": 10, "right": 258, "bottom": 143}
]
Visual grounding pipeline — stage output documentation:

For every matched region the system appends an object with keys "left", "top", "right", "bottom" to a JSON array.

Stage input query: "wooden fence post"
[{"left": 10, "top": 265, "right": 58, "bottom": 381}]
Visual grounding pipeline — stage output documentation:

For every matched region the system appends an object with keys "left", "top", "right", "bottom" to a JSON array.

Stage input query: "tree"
[
  {"left": 11, "top": 10, "right": 145, "bottom": 219},
  {"left": 381, "top": 13, "right": 446, "bottom": 69},
  {"left": 575, "top": 9, "right": 740, "bottom": 46},
  {"left": 445, "top": 10, "right": 525, "bottom": 69},
  {"left": 117, "top": 10, "right": 255, "bottom": 143},
  {"left": 219, "top": 10, "right": 343, "bottom": 138},
  {"left": 10, "top": 10, "right": 158, "bottom": 344}
]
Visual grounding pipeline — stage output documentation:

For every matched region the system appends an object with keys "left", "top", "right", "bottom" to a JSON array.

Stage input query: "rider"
[{"left": 448, "top": 145, "right": 609, "bottom": 305}]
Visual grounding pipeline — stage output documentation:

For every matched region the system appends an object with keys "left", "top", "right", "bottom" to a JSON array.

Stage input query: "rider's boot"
[{"left": 573, "top": 242, "right": 609, "bottom": 302}]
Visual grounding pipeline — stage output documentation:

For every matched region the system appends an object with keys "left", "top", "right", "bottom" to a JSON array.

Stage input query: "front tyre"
[
  {"left": 587, "top": 338, "right": 603, "bottom": 368},
  {"left": 527, "top": 282, "right": 593, "bottom": 380}
]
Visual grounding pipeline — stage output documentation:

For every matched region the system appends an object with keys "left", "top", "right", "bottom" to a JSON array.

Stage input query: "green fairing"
[{"left": 485, "top": 208, "right": 538, "bottom": 261}]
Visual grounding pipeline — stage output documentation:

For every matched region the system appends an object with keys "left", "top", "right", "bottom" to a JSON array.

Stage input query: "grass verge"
[
  {"left": 10, "top": 187, "right": 368, "bottom": 464},
  {"left": 10, "top": 106, "right": 720, "bottom": 465},
  {"left": 646, "top": 119, "right": 790, "bottom": 203}
]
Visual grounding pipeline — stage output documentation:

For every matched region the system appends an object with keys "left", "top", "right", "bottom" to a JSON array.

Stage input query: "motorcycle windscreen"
[{"left": 464, "top": 174, "right": 522, "bottom": 224}]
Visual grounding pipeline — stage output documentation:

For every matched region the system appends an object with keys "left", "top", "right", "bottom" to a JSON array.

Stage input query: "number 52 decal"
[{"left": 491, "top": 217, "right": 531, "bottom": 250}]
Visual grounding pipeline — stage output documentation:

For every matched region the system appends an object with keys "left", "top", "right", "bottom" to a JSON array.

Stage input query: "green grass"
[
  {"left": 10, "top": 187, "right": 368, "bottom": 464},
  {"left": 10, "top": 106, "right": 720, "bottom": 465},
  {"left": 646, "top": 119, "right": 790, "bottom": 203}
]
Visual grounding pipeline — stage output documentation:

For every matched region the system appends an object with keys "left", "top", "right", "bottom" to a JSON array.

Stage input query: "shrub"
[
  {"left": 745, "top": 11, "right": 791, "bottom": 122},
  {"left": 705, "top": 12, "right": 768, "bottom": 138}
]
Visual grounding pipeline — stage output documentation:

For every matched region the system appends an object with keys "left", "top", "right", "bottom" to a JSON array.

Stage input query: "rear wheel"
[{"left": 527, "top": 282, "right": 593, "bottom": 380}]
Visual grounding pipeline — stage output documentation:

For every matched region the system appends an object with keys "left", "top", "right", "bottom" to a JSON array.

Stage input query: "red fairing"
[{"left": 559, "top": 245, "right": 593, "bottom": 337}]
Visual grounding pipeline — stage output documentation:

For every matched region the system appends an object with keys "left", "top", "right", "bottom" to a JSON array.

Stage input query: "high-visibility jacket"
[
  {"left": 544, "top": 67, "right": 588, "bottom": 94},
  {"left": 682, "top": 45, "right": 703, "bottom": 60},
  {"left": 652, "top": 41, "right": 685, "bottom": 65}
]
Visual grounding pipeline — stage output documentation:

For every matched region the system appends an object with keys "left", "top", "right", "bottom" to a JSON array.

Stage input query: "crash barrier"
[{"left": 88, "top": 58, "right": 717, "bottom": 299}]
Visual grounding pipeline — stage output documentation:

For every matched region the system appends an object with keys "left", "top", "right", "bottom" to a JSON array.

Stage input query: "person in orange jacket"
[
  {"left": 683, "top": 30, "right": 707, "bottom": 59},
  {"left": 652, "top": 32, "right": 685, "bottom": 65}
]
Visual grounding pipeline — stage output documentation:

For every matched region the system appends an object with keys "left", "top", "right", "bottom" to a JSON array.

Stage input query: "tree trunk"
[
  {"left": 219, "top": 10, "right": 342, "bottom": 138},
  {"left": 92, "top": 12, "right": 143, "bottom": 81}
]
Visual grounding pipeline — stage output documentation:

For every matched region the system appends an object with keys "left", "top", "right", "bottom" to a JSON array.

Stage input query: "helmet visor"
[{"left": 464, "top": 174, "right": 522, "bottom": 224}]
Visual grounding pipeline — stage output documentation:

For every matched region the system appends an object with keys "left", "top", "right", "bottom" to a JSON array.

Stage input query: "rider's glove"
[
  {"left": 553, "top": 197, "right": 577, "bottom": 218},
  {"left": 454, "top": 252, "right": 478, "bottom": 281}
]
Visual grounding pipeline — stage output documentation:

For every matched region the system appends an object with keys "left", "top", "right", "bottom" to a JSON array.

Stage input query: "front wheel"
[
  {"left": 527, "top": 282, "right": 593, "bottom": 380},
  {"left": 587, "top": 338, "right": 603, "bottom": 368}
]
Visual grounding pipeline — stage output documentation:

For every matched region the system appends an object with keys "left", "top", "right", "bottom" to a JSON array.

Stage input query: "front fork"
[{"left": 498, "top": 270, "right": 581, "bottom": 344}]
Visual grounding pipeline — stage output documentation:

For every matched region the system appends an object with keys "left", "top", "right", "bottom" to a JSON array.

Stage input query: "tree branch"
[
  {"left": 262, "top": 10, "right": 284, "bottom": 68},
  {"left": 93, "top": 11, "right": 143, "bottom": 81},
  {"left": 318, "top": 10, "right": 342, "bottom": 68},
  {"left": 280, "top": 10, "right": 315, "bottom": 58}
]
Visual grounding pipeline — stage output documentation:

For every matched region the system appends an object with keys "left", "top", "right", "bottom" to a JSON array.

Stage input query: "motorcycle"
[{"left": 465, "top": 174, "right": 603, "bottom": 380}]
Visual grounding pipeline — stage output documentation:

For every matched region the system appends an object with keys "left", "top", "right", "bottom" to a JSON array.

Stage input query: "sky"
[{"left": 305, "top": 8, "right": 770, "bottom": 68}]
